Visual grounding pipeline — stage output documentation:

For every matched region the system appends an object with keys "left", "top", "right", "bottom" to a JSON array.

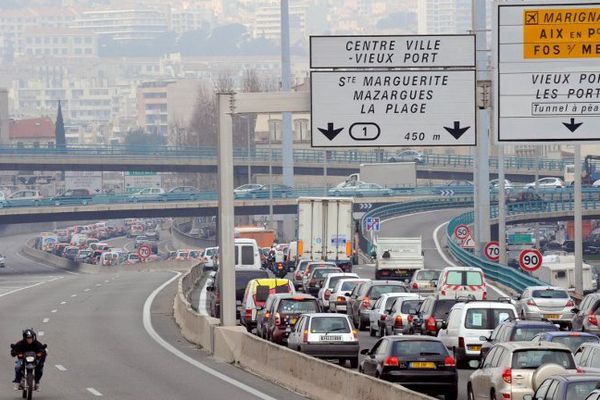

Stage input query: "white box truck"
[
  {"left": 374, "top": 237, "right": 424, "bottom": 281},
  {"left": 342, "top": 162, "right": 417, "bottom": 189},
  {"left": 536, "top": 254, "right": 595, "bottom": 292},
  {"left": 297, "top": 197, "right": 354, "bottom": 272}
]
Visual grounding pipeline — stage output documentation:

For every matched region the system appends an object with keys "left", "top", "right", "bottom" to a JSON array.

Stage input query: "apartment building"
[
  {"left": 19, "top": 28, "right": 97, "bottom": 58},
  {"left": 71, "top": 8, "right": 168, "bottom": 41}
]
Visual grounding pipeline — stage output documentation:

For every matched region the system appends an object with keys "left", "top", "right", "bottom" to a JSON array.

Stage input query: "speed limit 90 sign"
[{"left": 519, "top": 249, "right": 542, "bottom": 272}]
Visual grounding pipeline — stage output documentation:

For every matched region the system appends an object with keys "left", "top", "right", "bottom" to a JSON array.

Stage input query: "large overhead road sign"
[
  {"left": 495, "top": 1, "right": 600, "bottom": 142},
  {"left": 310, "top": 35, "right": 475, "bottom": 69}
]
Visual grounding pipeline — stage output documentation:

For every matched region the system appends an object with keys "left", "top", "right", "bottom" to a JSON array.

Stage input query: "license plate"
[
  {"left": 544, "top": 314, "right": 560, "bottom": 319},
  {"left": 320, "top": 335, "right": 342, "bottom": 341},
  {"left": 468, "top": 345, "right": 482, "bottom": 352},
  {"left": 409, "top": 362, "right": 435, "bottom": 369},
  {"left": 291, "top": 318, "right": 297, "bottom": 325}
]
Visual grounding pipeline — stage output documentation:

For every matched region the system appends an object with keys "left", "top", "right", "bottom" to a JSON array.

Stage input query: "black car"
[
  {"left": 206, "top": 267, "right": 270, "bottom": 318},
  {"left": 412, "top": 297, "right": 463, "bottom": 336},
  {"left": 360, "top": 336, "right": 458, "bottom": 400},
  {"left": 524, "top": 374, "right": 600, "bottom": 400},
  {"left": 479, "top": 319, "right": 559, "bottom": 361},
  {"left": 52, "top": 188, "right": 94, "bottom": 206}
]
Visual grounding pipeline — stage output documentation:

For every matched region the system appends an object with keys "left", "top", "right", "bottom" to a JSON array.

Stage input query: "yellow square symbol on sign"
[{"left": 525, "top": 11, "right": 539, "bottom": 25}]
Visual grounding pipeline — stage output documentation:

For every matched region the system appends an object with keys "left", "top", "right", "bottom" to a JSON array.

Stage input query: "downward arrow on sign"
[
  {"left": 443, "top": 121, "right": 470, "bottom": 140},
  {"left": 563, "top": 118, "right": 583, "bottom": 133}
]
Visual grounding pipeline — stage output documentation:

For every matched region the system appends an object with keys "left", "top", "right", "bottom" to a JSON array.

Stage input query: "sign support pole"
[
  {"left": 498, "top": 144, "right": 507, "bottom": 265},
  {"left": 575, "top": 144, "right": 583, "bottom": 296}
]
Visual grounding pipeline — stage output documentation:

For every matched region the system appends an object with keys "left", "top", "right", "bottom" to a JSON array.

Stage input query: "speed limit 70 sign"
[
  {"left": 519, "top": 249, "right": 542, "bottom": 272},
  {"left": 454, "top": 224, "right": 470, "bottom": 240},
  {"left": 137, "top": 244, "right": 152, "bottom": 261},
  {"left": 484, "top": 241, "right": 499, "bottom": 262}
]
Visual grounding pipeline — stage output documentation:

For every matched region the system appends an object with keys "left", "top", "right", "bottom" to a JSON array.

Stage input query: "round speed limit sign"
[
  {"left": 454, "top": 224, "right": 470, "bottom": 240},
  {"left": 484, "top": 241, "right": 500, "bottom": 262},
  {"left": 137, "top": 244, "right": 152, "bottom": 261},
  {"left": 519, "top": 249, "right": 542, "bottom": 272}
]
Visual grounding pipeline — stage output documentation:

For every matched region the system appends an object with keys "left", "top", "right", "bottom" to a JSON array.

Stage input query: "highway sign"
[
  {"left": 484, "top": 241, "right": 500, "bottom": 261},
  {"left": 519, "top": 249, "right": 543, "bottom": 272},
  {"left": 366, "top": 217, "right": 381, "bottom": 232},
  {"left": 359, "top": 203, "right": 373, "bottom": 211},
  {"left": 454, "top": 224, "right": 470, "bottom": 240},
  {"left": 311, "top": 70, "right": 476, "bottom": 147},
  {"left": 137, "top": 244, "right": 152, "bottom": 261},
  {"left": 495, "top": 1, "right": 600, "bottom": 142},
  {"left": 439, "top": 189, "right": 455, "bottom": 197},
  {"left": 461, "top": 234, "right": 475, "bottom": 249},
  {"left": 310, "top": 35, "right": 475, "bottom": 69}
]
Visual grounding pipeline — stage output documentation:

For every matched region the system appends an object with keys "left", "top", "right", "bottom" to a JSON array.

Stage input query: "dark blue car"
[
  {"left": 525, "top": 374, "right": 600, "bottom": 400},
  {"left": 531, "top": 331, "right": 599, "bottom": 353}
]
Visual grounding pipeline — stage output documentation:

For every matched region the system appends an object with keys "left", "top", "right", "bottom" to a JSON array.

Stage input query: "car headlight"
[{"left": 25, "top": 356, "right": 35, "bottom": 363}]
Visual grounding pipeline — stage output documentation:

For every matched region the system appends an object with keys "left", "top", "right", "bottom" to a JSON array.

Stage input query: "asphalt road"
[{"left": 0, "top": 232, "right": 307, "bottom": 400}]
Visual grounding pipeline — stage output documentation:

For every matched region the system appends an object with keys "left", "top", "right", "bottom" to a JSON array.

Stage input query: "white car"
[
  {"left": 316, "top": 272, "right": 359, "bottom": 309},
  {"left": 525, "top": 177, "right": 565, "bottom": 190},
  {"left": 515, "top": 286, "right": 575, "bottom": 329},
  {"left": 436, "top": 266, "right": 487, "bottom": 300},
  {"left": 201, "top": 246, "right": 219, "bottom": 269},
  {"left": 437, "top": 300, "right": 517, "bottom": 368},
  {"left": 368, "top": 292, "right": 419, "bottom": 337},
  {"left": 328, "top": 278, "right": 369, "bottom": 313},
  {"left": 489, "top": 178, "right": 514, "bottom": 191},
  {"left": 128, "top": 187, "right": 166, "bottom": 202}
]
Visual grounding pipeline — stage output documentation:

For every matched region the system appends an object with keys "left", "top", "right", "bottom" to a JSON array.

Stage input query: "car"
[
  {"left": 166, "top": 186, "right": 201, "bottom": 200},
  {"left": 586, "top": 388, "right": 600, "bottom": 400},
  {"left": 489, "top": 178, "right": 514, "bottom": 191},
  {"left": 144, "top": 230, "right": 160, "bottom": 241},
  {"left": 292, "top": 259, "right": 311, "bottom": 290},
  {"left": 239, "top": 278, "right": 295, "bottom": 333},
  {"left": 255, "top": 184, "right": 294, "bottom": 199},
  {"left": 369, "top": 293, "right": 420, "bottom": 337},
  {"left": 201, "top": 246, "right": 219, "bottom": 270},
  {"left": 347, "top": 280, "right": 408, "bottom": 331},
  {"left": 134, "top": 236, "right": 154, "bottom": 249},
  {"left": 328, "top": 278, "right": 369, "bottom": 313},
  {"left": 532, "top": 331, "right": 599, "bottom": 353},
  {"left": 574, "top": 342, "right": 600, "bottom": 374},
  {"left": 63, "top": 246, "right": 79, "bottom": 261},
  {"left": 524, "top": 374, "right": 600, "bottom": 400},
  {"left": 316, "top": 272, "right": 359, "bottom": 309},
  {"left": 301, "top": 261, "right": 338, "bottom": 291},
  {"left": 436, "top": 266, "right": 487, "bottom": 300},
  {"left": 128, "top": 187, "right": 166, "bottom": 202},
  {"left": 125, "top": 253, "right": 141, "bottom": 264},
  {"left": 287, "top": 313, "right": 359, "bottom": 367},
  {"left": 233, "top": 184, "right": 264, "bottom": 199},
  {"left": 525, "top": 177, "right": 565, "bottom": 190},
  {"left": 409, "top": 269, "right": 441, "bottom": 293},
  {"left": 6, "top": 190, "right": 44, "bottom": 206},
  {"left": 52, "top": 243, "right": 67, "bottom": 257},
  {"left": 437, "top": 300, "right": 517, "bottom": 367},
  {"left": 360, "top": 336, "right": 458, "bottom": 400},
  {"left": 328, "top": 182, "right": 393, "bottom": 197},
  {"left": 446, "top": 180, "right": 473, "bottom": 187},
  {"left": 570, "top": 293, "right": 600, "bottom": 334},
  {"left": 175, "top": 249, "right": 190, "bottom": 261},
  {"left": 52, "top": 188, "right": 93, "bottom": 206},
  {"left": 127, "top": 224, "right": 144, "bottom": 238},
  {"left": 412, "top": 296, "right": 465, "bottom": 336},
  {"left": 75, "top": 249, "right": 93, "bottom": 263},
  {"left": 0, "top": 253, "right": 5, "bottom": 267},
  {"left": 383, "top": 296, "right": 424, "bottom": 336},
  {"left": 303, "top": 266, "right": 343, "bottom": 296},
  {"left": 515, "top": 286, "right": 575, "bottom": 329},
  {"left": 480, "top": 319, "right": 560, "bottom": 362},
  {"left": 258, "top": 293, "right": 320, "bottom": 344},
  {"left": 387, "top": 150, "right": 425, "bottom": 164},
  {"left": 468, "top": 342, "right": 578, "bottom": 400}
]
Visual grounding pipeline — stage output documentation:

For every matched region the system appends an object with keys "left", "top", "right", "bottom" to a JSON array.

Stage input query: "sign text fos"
[{"left": 495, "top": 1, "right": 600, "bottom": 142}]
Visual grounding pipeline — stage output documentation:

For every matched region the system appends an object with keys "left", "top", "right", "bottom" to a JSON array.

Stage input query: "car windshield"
[
  {"left": 464, "top": 308, "right": 515, "bottom": 329},
  {"left": 277, "top": 299, "right": 319, "bottom": 313},
  {"left": 512, "top": 349, "right": 575, "bottom": 369},
  {"left": 369, "top": 285, "right": 407, "bottom": 299},
  {"left": 309, "top": 317, "right": 350, "bottom": 333},
  {"left": 416, "top": 270, "right": 440, "bottom": 281},
  {"left": 512, "top": 326, "right": 558, "bottom": 341},
  {"left": 552, "top": 336, "right": 599, "bottom": 353},
  {"left": 532, "top": 289, "right": 569, "bottom": 299},
  {"left": 566, "top": 382, "right": 599, "bottom": 400},
  {"left": 391, "top": 340, "right": 447, "bottom": 356},
  {"left": 401, "top": 299, "right": 423, "bottom": 314}
]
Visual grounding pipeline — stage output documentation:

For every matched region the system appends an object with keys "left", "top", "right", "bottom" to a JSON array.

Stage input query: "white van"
[
  {"left": 436, "top": 266, "right": 487, "bottom": 300},
  {"left": 235, "top": 238, "right": 261, "bottom": 269},
  {"left": 437, "top": 300, "right": 516, "bottom": 367},
  {"left": 202, "top": 246, "right": 219, "bottom": 270},
  {"left": 70, "top": 233, "right": 88, "bottom": 247}
]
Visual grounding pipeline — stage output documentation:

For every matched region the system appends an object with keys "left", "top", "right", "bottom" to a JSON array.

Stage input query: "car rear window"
[
  {"left": 297, "top": 261, "right": 310, "bottom": 272},
  {"left": 445, "top": 271, "right": 483, "bottom": 286},
  {"left": 433, "top": 300, "right": 457, "bottom": 318},
  {"left": 566, "top": 382, "right": 599, "bottom": 400},
  {"left": 327, "top": 276, "right": 345, "bottom": 289},
  {"left": 235, "top": 270, "right": 269, "bottom": 290},
  {"left": 465, "top": 308, "right": 515, "bottom": 329},
  {"left": 238, "top": 245, "right": 255, "bottom": 265},
  {"left": 278, "top": 299, "right": 319, "bottom": 313},
  {"left": 532, "top": 289, "right": 569, "bottom": 299},
  {"left": 340, "top": 281, "right": 359, "bottom": 291},
  {"left": 416, "top": 270, "right": 440, "bottom": 281},
  {"left": 401, "top": 299, "right": 423, "bottom": 314},
  {"left": 369, "top": 285, "right": 407, "bottom": 299},
  {"left": 313, "top": 269, "right": 340, "bottom": 279},
  {"left": 466, "top": 272, "right": 483, "bottom": 285},
  {"left": 309, "top": 317, "right": 350, "bottom": 333},
  {"left": 512, "top": 326, "right": 558, "bottom": 341},
  {"left": 511, "top": 349, "right": 575, "bottom": 369},
  {"left": 391, "top": 340, "right": 448, "bottom": 357},
  {"left": 552, "top": 336, "right": 599, "bottom": 353}
]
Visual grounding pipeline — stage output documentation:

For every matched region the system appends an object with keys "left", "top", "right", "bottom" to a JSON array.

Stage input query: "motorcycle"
[{"left": 11, "top": 344, "right": 45, "bottom": 400}]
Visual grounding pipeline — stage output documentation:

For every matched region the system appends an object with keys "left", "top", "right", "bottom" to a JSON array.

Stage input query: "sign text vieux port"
[
  {"left": 496, "top": 1, "right": 600, "bottom": 143},
  {"left": 310, "top": 35, "right": 476, "bottom": 147}
]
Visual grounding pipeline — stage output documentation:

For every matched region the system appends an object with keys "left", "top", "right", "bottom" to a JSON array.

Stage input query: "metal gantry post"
[
  {"left": 280, "top": 0, "right": 294, "bottom": 188},
  {"left": 498, "top": 144, "right": 507, "bottom": 265},
  {"left": 574, "top": 144, "right": 584, "bottom": 296},
  {"left": 217, "top": 92, "right": 236, "bottom": 327}
]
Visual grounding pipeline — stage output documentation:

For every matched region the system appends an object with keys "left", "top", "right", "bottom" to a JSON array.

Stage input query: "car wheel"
[
  {"left": 454, "top": 349, "right": 467, "bottom": 369},
  {"left": 350, "top": 357, "right": 359, "bottom": 369},
  {"left": 491, "top": 389, "right": 497, "bottom": 400},
  {"left": 369, "top": 325, "right": 376, "bottom": 337},
  {"left": 358, "top": 365, "right": 364, "bottom": 373},
  {"left": 379, "top": 326, "right": 385, "bottom": 337},
  {"left": 338, "top": 358, "right": 346, "bottom": 367},
  {"left": 359, "top": 318, "right": 367, "bottom": 331},
  {"left": 467, "top": 385, "right": 475, "bottom": 400}
]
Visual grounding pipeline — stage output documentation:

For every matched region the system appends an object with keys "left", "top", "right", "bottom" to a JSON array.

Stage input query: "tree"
[{"left": 124, "top": 129, "right": 164, "bottom": 147}]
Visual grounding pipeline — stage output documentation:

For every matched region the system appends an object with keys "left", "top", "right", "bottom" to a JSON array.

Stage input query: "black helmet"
[{"left": 22, "top": 329, "right": 35, "bottom": 339}]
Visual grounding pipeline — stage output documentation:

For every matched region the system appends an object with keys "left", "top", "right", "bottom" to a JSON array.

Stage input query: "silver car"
[
  {"left": 468, "top": 342, "right": 578, "bottom": 400},
  {"left": 328, "top": 278, "right": 368, "bottom": 313},
  {"left": 515, "top": 286, "right": 575, "bottom": 329},
  {"left": 570, "top": 293, "right": 600, "bottom": 334},
  {"left": 409, "top": 269, "right": 441, "bottom": 293},
  {"left": 383, "top": 296, "right": 424, "bottom": 336}
]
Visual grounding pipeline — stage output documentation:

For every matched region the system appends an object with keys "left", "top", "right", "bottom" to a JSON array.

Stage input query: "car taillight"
[
  {"left": 295, "top": 272, "right": 302, "bottom": 279},
  {"left": 383, "top": 356, "right": 399, "bottom": 367},
  {"left": 303, "top": 329, "right": 309, "bottom": 343},
  {"left": 245, "top": 309, "right": 252, "bottom": 319},
  {"left": 458, "top": 337, "right": 465, "bottom": 348},
  {"left": 502, "top": 368, "right": 512, "bottom": 384},
  {"left": 362, "top": 298, "right": 370, "bottom": 309},
  {"left": 444, "top": 356, "right": 456, "bottom": 367},
  {"left": 324, "top": 289, "right": 331, "bottom": 300},
  {"left": 309, "top": 278, "right": 316, "bottom": 286},
  {"left": 352, "top": 329, "right": 359, "bottom": 340},
  {"left": 566, "top": 299, "right": 575, "bottom": 307},
  {"left": 412, "top": 282, "right": 418, "bottom": 290},
  {"left": 275, "top": 313, "right": 281, "bottom": 326},
  {"left": 577, "top": 367, "right": 584, "bottom": 373},
  {"left": 395, "top": 315, "right": 403, "bottom": 327},
  {"left": 482, "top": 291, "right": 487, "bottom": 300},
  {"left": 527, "top": 299, "right": 537, "bottom": 306},
  {"left": 588, "top": 313, "right": 598, "bottom": 326},
  {"left": 380, "top": 314, "right": 387, "bottom": 321},
  {"left": 265, "top": 312, "right": 271, "bottom": 319},
  {"left": 380, "top": 270, "right": 390, "bottom": 276},
  {"left": 426, "top": 316, "right": 437, "bottom": 332},
  {"left": 336, "top": 296, "right": 346, "bottom": 304},
  {"left": 441, "top": 290, "right": 446, "bottom": 296}
]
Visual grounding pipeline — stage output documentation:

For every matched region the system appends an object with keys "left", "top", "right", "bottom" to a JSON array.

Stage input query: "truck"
[
  {"left": 373, "top": 237, "right": 424, "bottom": 281},
  {"left": 234, "top": 226, "right": 276, "bottom": 248},
  {"left": 342, "top": 162, "right": 417, "bottom": 189},
  {"left": 535, "top": 254, "right": 595, "bottom": 293},
  {"left": 297, "top": 197, "right": 354, "bottom": 272}
]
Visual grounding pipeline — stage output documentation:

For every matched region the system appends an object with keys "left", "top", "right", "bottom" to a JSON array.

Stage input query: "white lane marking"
[
  {"left": 143, "top": 272, "right": 279, "bottom": 400},
  {"left": 86, "top": 388, "right": 103, "bottom": 396},
  {"left": 96, "top": 284, "right": 102, "bottom": 287},
  {"left": 38, "top": 331, "right": 44, "bottom": 337},
  {"left": 51, "top": 309, "right": 57, "bottom": 313},
  {"left": 42, "top": 318, "right": 49, "bottom": 323},
  {"left": 71, "top": 294, "right": 77, "bottom": 298},
  {"left": 84, "top": 288, "right": 90, "bottom": 292},
  {"left": 104, "top": 280, "right": 109, "bottom": 283},
  {"left": 0, "top": 277, "right": 61, "bottom": 299},
  {"left": 55, "top": 365, "right": 67, "bottom": 372},
  {"left": 433, "top": 222, "right": 509, "bottom": 298},
  {"left": 60, "top": 301, "right": 67, "bottom": 305}
]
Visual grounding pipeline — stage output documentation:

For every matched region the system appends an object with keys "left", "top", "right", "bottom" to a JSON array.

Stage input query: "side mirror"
[
  {"left": 479, "top": 336, "right": 490, "bottom": 342},
  {"left": 440, "top": 321, "right": 448, "bottom": 330},
  {"left": 360, "top": 349, "right": 370, "bottom": 355},
  {"left": 571, "top": 307, "right": 580, "bottom": 314},
  {"left": 469, "top": 360, "right": 481, "bottom": 369},
  {"left": 370, "top": 251, "right": 376, "bottom": 258}
]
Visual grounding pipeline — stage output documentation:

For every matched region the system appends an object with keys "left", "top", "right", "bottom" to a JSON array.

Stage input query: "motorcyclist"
[{"left": 10, "top": 329, "right": 47, "bottom": 391}]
